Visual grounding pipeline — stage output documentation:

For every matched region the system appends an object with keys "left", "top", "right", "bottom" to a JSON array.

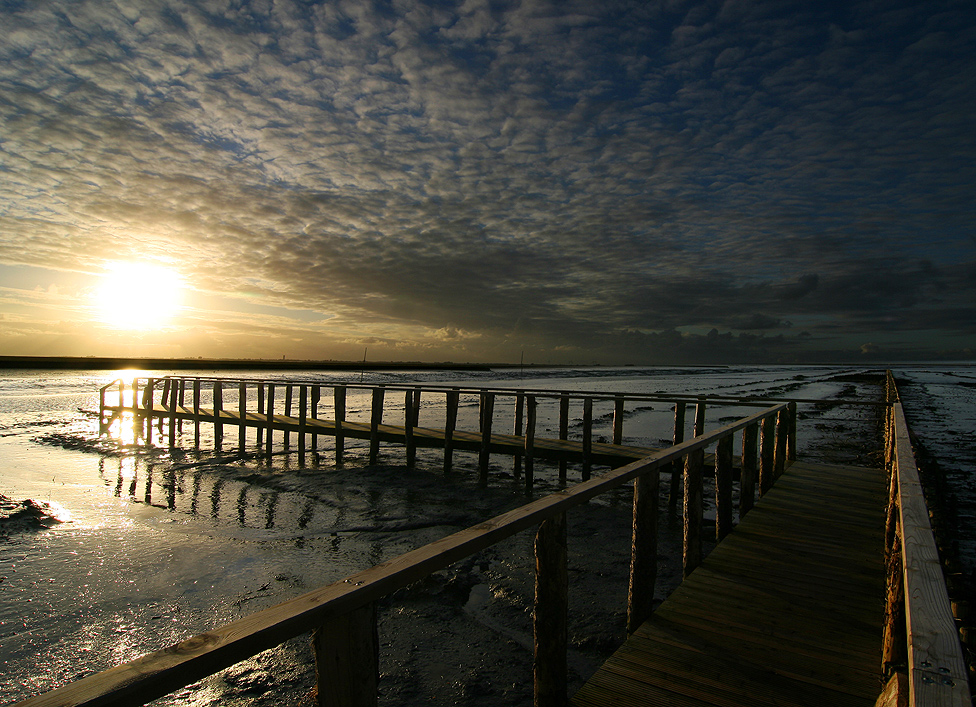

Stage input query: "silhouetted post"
[
  {"left": 312, "top": 603, "right": 378, "bottom": 707},
  {"left": 143, "top": 378, "right": 155, "bottom": 446},
  {"left": 334, "top": 386, "right": 346, "bottom": 465},
  {"left": 284, "top": 384, "right": 293, "bottom": 449},
  {"left": 265, "top": 383, "right": 275, "bottom": 457},
  {"left": 193, "top": 379, "right": 201, "bottom": 448},
  {"left": 534, "top": 511, "right": 568, "bottom": 707},
  {"left": 525, "top": 395, "right": 537, "bottom": 492},
  {"left": 369, "top": 387, "right": 384, "bottom": 465},
  {"left": 404, "top": 390, "right": 416, "bottom": 467},
  {"left": 668, "top": 402, "right": 686, "bottom": 517},
  {"left": 582, "top": 397, "right": 593, "bottom": 481},
  {"left": 627, "top": 465, "right": 659, "bottom": 634},
  {"left": 479, "top": 392, "right": 495, "bottom": 485},
  {"left": 168, "top": 379, "right": 179, "bottom": 448},
  {"left": 213, "top": 382, "right": 223, "bottom": 451},
  {"left": 613, "top": 397, "right": 625, "bottom": 446},
  {"left": 774, "top": 408, "right": 789, "bottom": 480},
  {"left": 513, "top": 393, "right": 524, "bottom": 478},
  {"left": 759, "top": 413, "right": 775, "bottom": 495},
  {"left": 177, "top": 379, "right": 185, "bottom": 432},
  {"left": 256, "top": 383, "right": 265, "bottom": 446},
  {"left": 443, "top": 389, "right": 459, "bottom": 474},
  {"left": 310, "top": 385, "right": 320, "bottom": 450},
  {"left": 298, "top": 385, "right": 307, "bottom": 459},
  {"left": 740, "top": 423, "right": 758, "bottom": 517},
  {"left": 159, "top": 379, "right": 170, "bottom": 435},
  {"left": 715, "top": 434, "right": 733, "bottom": 541},
  {"left": 558, "top": 396, "right": 569, "bottom": 482},
  {"left": 682, "top": 401, "right": 706, "bottom": 578},
  {"left": 238, "top": 382, "right": 247, "bottom": 451}
]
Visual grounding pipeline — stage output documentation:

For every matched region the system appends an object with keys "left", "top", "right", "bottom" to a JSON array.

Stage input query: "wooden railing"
[
  {"left": 881, "top": 371, "right": 971, "bottom": 706},
  {"left": 21, "top": 384, "right": 797, "bottom": 707}
]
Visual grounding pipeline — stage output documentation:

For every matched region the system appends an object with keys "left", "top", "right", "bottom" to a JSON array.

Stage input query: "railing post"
[
  {"left": 213, "top": 382, "right": 223, "bottom": 451},
  {"left": 168, "top": 379, "right": 179, "bottom": 448},
  {"left": 312, "top": 604, "right": 379, "bottom": 707},
  {"left": 404, "top": 390, "right": 417, "bottom": 468},
  {"left": 99, "top": 384, "right": 107, "bottom": 435},
  {"left": 256, "top": 383, "right": 265, "bottom": 446},
  {"left": 525, "top": 395, "right": 537, "bottom": 493},
  {"left": 612, "top": 397, "right": 625, "bottom": 446},
  {"left": 582, "top": 397, "right": 593, "bottom": 481},
  {"left": 668, "top": 402, "right": 686, "bottom": 517},
  {"left": 740, "top": 423, "right": 758, "bottom": 517},
  {"left": 627, "top": 466, "right": 659, "bottom": 634},
  {"left": 759, "top": 413, "right": 775, "bottom": 496},
  {"left": 193, "top": 379, "right": 201, "bottom": 448},
  {"left": 284, "top": 384, "right": 293, "bottom": 449},
  {"left": 311, "top": 385, "right": 321, "bottom": 451},
  {"left": 558, "top": 396, "right": 569, "bottom": 482},
  {"left": 238, "top": 382, "right": 247, "bottom": 451},
  {"left": 682, "top": 400, "right": 706, "bottom": 578},
  {"left": 131, "top": 378, "right": 141, "bottom": 440},
  {"left": 298, "top": 385, "right": 307, "bottom": 460},
  {"left": 534, "top": 510, "right": 567, "bottom": 707},
  {"left": 774, "top": 408, "right": 788, "bottom": 480},
  {"left": 715, "top": 434, "right": 733, "bottom": 541},
  {"left": 443, "top": 389, "right": 458, "bottom": 474},
  {"left": 177, "top": 379, "right": 185, "bottom": 432},
  {"left": 369, "top": 387, "right": 384, "bottom": 465},
  {"left": 513, "top": 393, "right": 524, "bottom": 479},
  {"left": 334, "top": 386, "right": 346, "bottom": 465},
  {"left": 265, "top": 383, "right": 275, "bottom": 457},
  {"left": 159, "top": 379, "right": 170, "bottom": 435},
  {"left": 143, "top": 379, "right": 155, "bottom": 446},
  {"left": 479, "top": 392, "right": 495, "bottom": 485}
]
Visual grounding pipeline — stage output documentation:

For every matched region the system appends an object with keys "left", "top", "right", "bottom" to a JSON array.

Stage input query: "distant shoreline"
[{"left": 0, "top": 355, "right": 499, "bottom": 372}]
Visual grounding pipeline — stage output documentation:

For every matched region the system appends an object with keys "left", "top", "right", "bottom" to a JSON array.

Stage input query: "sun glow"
[{"left": 94, "top": 262, "right": 184, "bottom": 330}]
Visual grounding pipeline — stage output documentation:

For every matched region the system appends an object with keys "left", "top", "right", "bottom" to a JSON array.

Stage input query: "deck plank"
[{"left": 572, "top": 460, "right": 887, "bottom": 707}]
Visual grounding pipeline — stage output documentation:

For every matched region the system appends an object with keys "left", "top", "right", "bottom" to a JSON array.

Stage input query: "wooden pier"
[{"left": 18, "top": 372, "right": 971, "bottom": 707}]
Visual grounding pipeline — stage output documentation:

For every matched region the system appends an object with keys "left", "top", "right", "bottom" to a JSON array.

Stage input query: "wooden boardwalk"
[{"left": 573, "top": 460, "right": 887, "bottom": 707}]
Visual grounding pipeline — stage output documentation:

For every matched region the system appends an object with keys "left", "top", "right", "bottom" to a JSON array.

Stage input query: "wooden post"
[
  {"left": 298, "top": 385, "right": 307, "bottom": 459},
  {"left": 404, "top": 390, "right": 416, "bottom": 468},
  {"left": 612, "top": 397, "right": 625, "bottom": 446},
  {"left": 627, "top": 467, "right": 659, "bottom": 634},
  {"left": 715, "top": 434, "right": 733, "bottom": 541},
  {"left": 558, "top": 396, "right": 569, "bottom": 482},
  {"left": 525, "top": 395, "right": 537, "bottom": 493},
  {"left": 168, "top": 379, "right": 179, "bottom": 448},
  {"left": 99, "top": 385, "right": 107, "bottom": 435},
  {"left": 443, "top": 389, "right": 458, "bottom": 474},
  {"left": 773, "top": 409, "right": 788, "bottom": 481},
  {"left": 193, "top": 379, "right": 201, "bottom": 448},
  {"left": 213, "top": 382, "right": 223, "bottom": 451},
  {"left": 284, "top": 384, "right": 293, "bottom": 449},
  {"left": 759, "top": 413, "right": 776, "bottom": 496},
  {"left": 131, "top": 378, "right": 141, "bottom": 440},
  {"left": 740, "top": 423, "right": 758, "bottom": 517},
  {"left": 143, "top": 379, "right": 155, "bottom": 446},
  {"left": 334, "top": 386, "right": 346, "bottom": 466},
  {"left": 238, "top": 382, "right": 247, "bottom": 452},
  {"left": 159, "top": 379, "right": 170, "bottom": 435},
  {"left": 693, "top": 399, "right": 706, "bottom": 437},
  {"left": 479, "top": 392, "right": 495, "bottom": 486},
  {"left": 311, "top": 385, "right": 321, "bottom": 450},
  {"left": 582, "top": 397, "right": 593, "bottom": 481},
  {"left": 265, "top": 383, "right": 275, "bottom": 457},
  {"left": 534, "top": 511, "right": 568, "bottom": 707},
  {"left": 513, "top": 393, "right": 524, "bottom": 478},
  {"left": 668, "top": 402, "right": 686, "bottom": 517},
  {"left": 369, "top": 387, "right": 384, "bottom": 465},
  {"left": 312, "top": 603, "right": 379, "bottom": 707},
  {"left": 177, "top": 379, "right": 185, "bottom": 432},
  {"left": 683, "top": 444, "right": 704, "bottom": 578},
  {"left": 256, "top": 383, "right": 265, "bottom": 446},
  {"left": 787, "top": 401, "right": 797, "bottom": 462}
]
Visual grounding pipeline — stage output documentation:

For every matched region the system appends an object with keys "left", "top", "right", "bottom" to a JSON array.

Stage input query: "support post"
[
  {"left": 740, "top": 423, "right": 758, "bottom": 517},
  {"left": 558, "top": 396, "right": 569, "bottom": 482},
  {"left": 369, "top": 387, "right": 384, "bottom": 465},
  {"left": 774, "top": 408, "right": 789, "bottom": 479},
  {"left": 683, "top": 444, "right": 704, "bottom": 578},
  {"left": 334, "top": 387, "right": 346, "bottom": 465},
  {"left": 513, "top": 393, "right": 524, "bottom": 478},
  {"left": 627, "top": 467, "right": 659, "bottom": 634},
  {"left": 525, "top": 395, "right": 537, "bottom": 493},
  {"left": 311, "top": 385, "right": 321, "bottom": 450},
  {"left": 168, "top": 379, "right": 179, "bottom": 448},
  {"left": 238, "top": 382, "right": 247, "bottom": 452},
  {"left": 177, "top": 380, "right": 185, "bottom": 432},
  {"left": 193, "top": 379, "right": 201, "bottom": 448},
  {"left": 612, "top": 397, "right": 625, "bottom": 446},
  {"left": 298, "top": 385, "right": 307, "bottom": 459},
  {"left": 668, "top": 402, "right": 686, "bottom": 517},
  {"left": 143, "top": 379, "right": 155, "bottom": 446},
  {"left": 265, "top": 383, "right": 275, "bottom": 457},
  {"left": 534, "top": 511, "right": 568, "bottom": 707},
  {"left": 284, "top": 384, "right": 293, "bottom": 449},
  {"left": 582, "top": 397, "right": 593, "bottom": 481},
  {"left": 404, "top": 390, "right": 416, "bottom": 468},
  {"left": 213, "top": 382, "right": 223, "bottom": 451},
  {"left": 759, "top": 413, "right": 776, "bottom": 496},
  {"left": 256, "top": 383, "right": 265, "bottom": 446},
  {"left": 479, "top": 392, "right": 495, "bottom": 485},
  {"left": 443, "top": 389, "right": 458, "bottom": 474},
  {"left": 312, "top": 603, "right": 379, "bottom": 707},
  {"left": 715, "top": 434, "right": 733, "bottom": 541}
]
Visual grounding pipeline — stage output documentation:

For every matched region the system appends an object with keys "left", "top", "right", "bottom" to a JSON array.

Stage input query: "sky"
[{"left": 1, "top": 0, "right": 974, "bottom": 365}]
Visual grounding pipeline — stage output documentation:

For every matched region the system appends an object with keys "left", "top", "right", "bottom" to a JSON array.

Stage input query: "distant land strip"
[{"left": 0, "top": 355, "right": 497, "bottom": 372}]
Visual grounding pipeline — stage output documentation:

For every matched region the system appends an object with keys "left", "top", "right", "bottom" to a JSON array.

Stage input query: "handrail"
[
  {"left": 21, "top": 393, "right": 792, "bottom": 707},
  {"left": 881, "top": 371, "right": 970, "bottom": 706}
]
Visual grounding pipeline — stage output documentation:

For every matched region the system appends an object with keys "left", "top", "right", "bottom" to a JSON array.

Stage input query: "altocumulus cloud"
[{"left": 0, "top": 0, "right": 974, "bottom": 363}]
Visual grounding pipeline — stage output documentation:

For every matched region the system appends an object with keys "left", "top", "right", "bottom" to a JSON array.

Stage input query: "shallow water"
[{"left": 0, "top": 364, "right": 967, "bottom": 705}]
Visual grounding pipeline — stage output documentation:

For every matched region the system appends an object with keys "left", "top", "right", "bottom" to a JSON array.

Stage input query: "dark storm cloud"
[{"left": 0, "top": 0, "right": 974, "bottom": 361}]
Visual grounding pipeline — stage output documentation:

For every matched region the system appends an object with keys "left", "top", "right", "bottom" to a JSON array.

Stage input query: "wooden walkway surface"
[{"left": 573, "top": 460, "right": 887, "bottom": 707}]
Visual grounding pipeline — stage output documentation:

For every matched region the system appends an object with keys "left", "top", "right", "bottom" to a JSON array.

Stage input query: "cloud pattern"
[{"left": 1, "top": 0, "right": 974, "bottom": 362}]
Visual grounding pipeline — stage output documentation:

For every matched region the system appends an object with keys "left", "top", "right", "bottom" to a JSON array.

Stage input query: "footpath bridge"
[{"left": 15, "top": 372, "right": 971, "bottom": 707}]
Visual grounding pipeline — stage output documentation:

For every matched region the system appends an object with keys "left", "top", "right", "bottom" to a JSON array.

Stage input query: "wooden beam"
[
  {"left": 534, "top": 511, "right": 567, "bottom": 707},
  {"left": 627, "top": 467, "right": 659, "bottom": 634},
  {"left": 312, "top": 603, "right": 378, "bottom": 707}
]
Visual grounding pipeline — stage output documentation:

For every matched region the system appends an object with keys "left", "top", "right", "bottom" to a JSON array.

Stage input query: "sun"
[{"left": 94, "top": 261, "right": 184, "bottom": 330}]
